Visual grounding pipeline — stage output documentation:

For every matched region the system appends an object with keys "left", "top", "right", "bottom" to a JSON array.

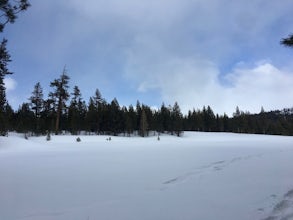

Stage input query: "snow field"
[{"left": 0, "top": 132, "right": 293, "bottom": 220}]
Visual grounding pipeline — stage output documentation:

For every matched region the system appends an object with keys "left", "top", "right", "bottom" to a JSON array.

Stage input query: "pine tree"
[
  {"left": 49, "top": 67, "right": 70, "bottom": 135},
  {"left": 0, "top": 39, "right": 11, "bottom": 135},
  {"left": 93, "top": 88, "right": 103, "bottom": 106},
  {"left": 125, "top": 105, "right": 136, "bottom": 136},
  {"left": 0, "top": 0, "right": 30, "bottom": 135},
  {"left": 29, "top": 82, "right": 44, "bottom": 134},
  {"left": 281, "top": 34, "right": 293, "bottom": 48},
  {"left": 139, "top": 108, "right": 148, "bottom": 137},
  {"left": 0, "top": 0, "right": 31, "bottom": 32},
  {"left": 109, "top": 98, "right": 122, "bottom": 135},
  {"left": 172, "top": 102, "right": 183, "bottom": 136},
  {"left": 15, "top": 102, "right": 34, "bottom": 133},
  {"left": 203, "top": 106, "right": 216, "bottom": 131},
  {"left": 85, "top": 97, "right": 97, "bottom": 133},
  {"left": 136, "top": 100, "right": 141, "bottom": 132},
  {"left": 29, "top": 82, "right": 43, "bottom": 117},
  {"left": 94, "top": 88, "right": 104, "bottom": 133},
  {"left": 68, "top": 85, "right": 86, "bottom": 134},
  {"left": 41, "top": 94, "right": 56, "bottom": 132},
  {"left": 160, "top": 103, "right": 171, "bottom": 133}
]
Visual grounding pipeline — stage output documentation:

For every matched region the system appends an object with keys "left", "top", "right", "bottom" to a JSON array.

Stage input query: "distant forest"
[{"left": 1, "top": 69, "right": 293, "bottom": 137}]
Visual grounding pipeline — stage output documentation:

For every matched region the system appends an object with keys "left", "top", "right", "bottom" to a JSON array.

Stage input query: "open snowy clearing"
[{"left": 0, "top": 132, "right": 293, "bottom": 220}]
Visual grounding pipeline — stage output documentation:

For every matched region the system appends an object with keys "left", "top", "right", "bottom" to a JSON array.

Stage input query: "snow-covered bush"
[{"left": 46, "top": 132, "right": 51, "bottom": 141}]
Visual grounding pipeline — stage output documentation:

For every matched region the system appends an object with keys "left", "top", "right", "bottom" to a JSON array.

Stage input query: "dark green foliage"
[
  {"left": 139, "top": 108, "right": 148, "bottom": 137},
  {"left": 125, "top": 105, "right": 136, "bottom": 136},
  {"left": 281, "top": 34, "right": 293, "bottom": 48},
  {"left": 14, "top": 103, "right": 34, "bottom": 133},
  {"left": 5, "top": 93, "right": 293, "bottom": 136},
  {"left": 172, "top": 102, "right": 183, "bottom": 136},
  {"left": 29, "top": 82, "right": 43, "bottom": 118},
  {"left": 108, "top": 98, "right": 123, "bottom": 135},
  {"left": 84, "top": 89, "right": 106, "bottom": 134},
  {"left": 0, "top": 0, "right": 31, "bottom": 32},
  {"left": 0, "top": 0, "right": 29, "bottom": 135},
  {"left": 68, "top": 86, "right": 86, "bottom": 135},
  {"left": 0, "top": 39, "right": 11, "bottom": 135},
  {"left": 46, "top": 131, "right": 51, "bottom": 141},
  {"left": 49, "top": 67, "right": 70, "bottom": 135},
  {"left": 29, "top": 82, "right": 44, "bottom": 135}
]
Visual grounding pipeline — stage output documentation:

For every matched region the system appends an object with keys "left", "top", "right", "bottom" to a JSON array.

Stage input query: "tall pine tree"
[
  {"left": 68, "top": 85, "right": 86, "bottom": 134},
  {"left": 49, "top": 67, "right": 70, "bottom": 135},
  {"left": 0, "top": 39, "right": 11, "bottom": 135},
  {"left": 139, "top": 108, "right": 148, "bottom": 137},
  {"left": 29, "top": 82, "right": 44, "bottom": 134}
]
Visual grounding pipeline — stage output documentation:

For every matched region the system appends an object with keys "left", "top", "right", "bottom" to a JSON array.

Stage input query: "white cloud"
[
  {"left": 116, "top": 0, "right": 293, "bottom": 115},
  {"left": 224, "top": 62, "right": 293, "bottom": 115},
  {"left": 125, "top": 41, "right": 293, "bottom": 116},
  {"left": 4, "top": 77, "right": 17, "bottom": 92}
]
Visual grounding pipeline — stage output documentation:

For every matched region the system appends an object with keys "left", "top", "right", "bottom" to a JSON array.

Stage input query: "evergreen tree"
[
  {"left": 29, "top": 82, "right": 43, "bottom": 118},
  {"left": 172, "top": 102, "right": 183, "bottom": 136},
  {"left": 49, "top": 67, "right": 70, "bottom": 135},
  {"left": 139, "top": 108, "right": 148, "bottom": 137},
  {"left": 160, "top": 103, "right": 171, "bottom": 133},
  {"left": 29, "top": 82, "right": 43, "bottom": 134},
  {"left": 202, "top": 106, "right": 216, "bottom": 131},
  {"left": 93, "top": 88, "right": 103, "bottom": 106},
  {"left": 125, "top": 105, "right": 135, "bottom": 136},
  {"left": 94, "top": 88, "right": 104, "bottom": 133},
  {"left": 15, "top": 102, "right": 34, "bottom": 133},
  {"left": 68, "top": 85, "right": 84, "bottom": 134},
  {"left": 136, "top": 100, "right": 141, "bottom": 132},
  {"left": 0, "top": 0, "right": 30, "bottom": 135},
  {"left": 154, "top": 110, "right": 163, "bottom": 134},
  {"left": 109, "top": 98, "right": 122, "bottom": 135},
  {"left": 0, "top": 0, "right": 31, "bottom": 32},
  {"left": 41, "top": 94, "right": 56, "bottom": 132},
  {"left": 281, "top": 34, "right": 293, "bottom": 48},
  {"left": 222, "top": 113, "right": 230, "bottom": 132},
  {"left": 0, "top": 39, "right": 11, "bottom": 135},
  {"left": 85, "top": 97, "right": 97, "bottom": 133}
]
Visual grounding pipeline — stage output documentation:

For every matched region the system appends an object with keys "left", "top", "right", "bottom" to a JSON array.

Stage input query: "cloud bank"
[{"left": 67, "top": 0, "right": 293, "bottom": 115}]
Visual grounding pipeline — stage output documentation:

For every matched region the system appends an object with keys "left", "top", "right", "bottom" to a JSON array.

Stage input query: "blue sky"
[{"left": 3, "top": 0, "right": 293, "bottom": 115}]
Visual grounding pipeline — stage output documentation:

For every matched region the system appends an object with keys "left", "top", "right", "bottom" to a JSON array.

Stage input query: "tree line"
[
  {"left": 1, "top": 68, "right": 185, "bottom": 137},
  {"left": 0, "top": 69, "right": 293, "bottom": 137}
]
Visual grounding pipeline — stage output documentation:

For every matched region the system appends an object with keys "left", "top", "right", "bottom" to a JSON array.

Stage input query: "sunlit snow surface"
[{"left": 1, "top": 132, "right": 293, "bottom": 220}]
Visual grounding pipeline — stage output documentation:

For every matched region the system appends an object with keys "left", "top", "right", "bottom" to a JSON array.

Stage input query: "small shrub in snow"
[
  {"left": 76, "top": 137, "right": 81, "bottom": 142},
  {"left": 157, "top": 135, "right": 160, "bottom": 141},
  {"left": 46, "top": 132, "right": 51, "bottom": 141}
]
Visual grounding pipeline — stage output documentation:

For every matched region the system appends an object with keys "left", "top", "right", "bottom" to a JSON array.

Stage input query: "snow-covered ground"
[{"left": 0, "top": 132, "right": 293, "bottom": 220}]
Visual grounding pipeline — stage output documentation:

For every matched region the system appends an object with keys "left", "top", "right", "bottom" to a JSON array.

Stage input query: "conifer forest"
[{"left": 1, "top": 69, "right": 293, "bottom": 137}]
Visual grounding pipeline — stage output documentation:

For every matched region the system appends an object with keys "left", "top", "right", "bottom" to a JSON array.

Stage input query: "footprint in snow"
[
  {"left": 260, "top": 189, "right": 293, "bottom": 220},
  {"left": 162, "top": 153, "right": 265, "bottom": 189}
]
